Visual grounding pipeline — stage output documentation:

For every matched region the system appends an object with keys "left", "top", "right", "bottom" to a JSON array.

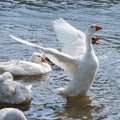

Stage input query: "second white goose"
[{"left": 0, "top": 52, "right": 51, "bottom": 76}]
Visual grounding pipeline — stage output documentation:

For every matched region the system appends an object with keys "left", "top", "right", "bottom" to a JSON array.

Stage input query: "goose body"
[
  {"left": 0, "top": 52, "right": 51, "bottom": 76},
  {"left": 0, "top": 108, "right": 26, "bottom": 120},
  {"left": 60, "top": 47, "right": 99, "bottom": 96},
  {"left": 0, "top": 72, "right": 32, "bottom": 104},
  {"left": 10, "top": 18, "right": 102, "bottom": 97}
]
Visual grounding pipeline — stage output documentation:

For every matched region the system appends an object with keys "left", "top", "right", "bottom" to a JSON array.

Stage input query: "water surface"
[{"left": 0, "top": 0, "right": 120, "bottom": 119}]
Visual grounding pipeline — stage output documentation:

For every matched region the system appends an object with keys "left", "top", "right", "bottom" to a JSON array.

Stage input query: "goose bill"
[{"left": 96, "top": 26, "right": 102, "bottom": 31}]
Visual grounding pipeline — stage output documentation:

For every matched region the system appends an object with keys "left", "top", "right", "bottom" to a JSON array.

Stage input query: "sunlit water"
[{"left": 0, "top": 0, "right": 120, "bottom": 120}]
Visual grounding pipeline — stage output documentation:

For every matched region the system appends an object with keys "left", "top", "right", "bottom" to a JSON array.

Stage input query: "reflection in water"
[
  {"left": 0, "top": 101, "right": 31, "bottom": 111},
  {"left": 14, "top": 73, "right": 50, "bottom": 82},
  {"left": 0, "top": 0, "right": 120, "bottom": 119},
  {"left": 54, "top": 95, "right": 103, "bottom": 119}
]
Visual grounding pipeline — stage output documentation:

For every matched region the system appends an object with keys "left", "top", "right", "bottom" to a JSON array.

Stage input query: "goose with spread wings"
[{"left": 10, "top": 18, "right": 102, "bottom": 97}]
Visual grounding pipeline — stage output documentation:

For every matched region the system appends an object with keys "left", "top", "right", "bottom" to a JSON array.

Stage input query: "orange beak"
[
  {"left": 95, "top": 25, "right": 102, "bottom": 31},
  {"left": 41, "top": 57, "right": 47, "bottom": 63},
  {"left": 94, "top": 37, "right": 101, "bottom": 41},
  {"left": 92, "top": 37, "right": 101, "bottom": 44}
]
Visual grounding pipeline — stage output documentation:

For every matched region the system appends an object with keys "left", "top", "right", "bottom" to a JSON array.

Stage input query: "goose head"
[
  {"left": 86, "top": 24, "right": 102, "bottom": 36},
  {"left": 29, "top": 52, "right": 47, "bottom": 63},
  {"left": 0, "top": 72, "right": 13, "bottom": 82}
]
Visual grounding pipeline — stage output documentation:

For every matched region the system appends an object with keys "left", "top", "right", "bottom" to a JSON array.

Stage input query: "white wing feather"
[
  {"left": 53, "top": 18, "right": 86, "bottom": 58},
  {"left": 9, "top": 35, "right": 78, "bottom": 76}
]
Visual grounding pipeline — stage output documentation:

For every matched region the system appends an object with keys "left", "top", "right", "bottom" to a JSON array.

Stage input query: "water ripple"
[{"left": 0, "top": 0, "right": 120, "bottom": 119}]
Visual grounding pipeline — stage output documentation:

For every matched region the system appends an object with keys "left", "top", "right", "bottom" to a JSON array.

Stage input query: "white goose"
[
  {"left": 0, "top": 72, "right": 32, "bottom": 104},
  {"left": 9, "top": 18, "right": 102, "bottom": 97},
  {"left": 0, "top": 108, "right": 26, "bottom": 120},
  {"left": 0, "top": 52, "right": 51, "bottom": 76}
]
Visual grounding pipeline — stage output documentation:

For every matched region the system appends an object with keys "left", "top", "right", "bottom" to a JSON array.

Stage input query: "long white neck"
[{"left": 85, "top": 34, "right": 95, "bottom": 56}]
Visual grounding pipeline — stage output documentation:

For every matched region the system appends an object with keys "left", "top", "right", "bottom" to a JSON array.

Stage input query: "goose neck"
[{"left": 85, "top": 34, "right": 94, "bottom": 53}]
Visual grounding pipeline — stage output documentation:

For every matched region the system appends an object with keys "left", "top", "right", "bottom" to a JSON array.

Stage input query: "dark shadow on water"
[
  {"left": 54, "top": 95, "right": 104, "bottom": 119},
  {"left": 0, "top": 100, "right": 31, "bottom": 111},
  {"left": 14, "top": 73, "right": 51, "bottom": 82}
]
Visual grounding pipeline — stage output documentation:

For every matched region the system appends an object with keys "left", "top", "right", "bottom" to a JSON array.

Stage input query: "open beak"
[
  {"left": 41, "top": 57, "right": 48, "bottom": 63},
  {"left": 92, "top": 37, "right": 101, "bottom": 44},
  {"left": 95, "top": 25, "right": 102, "bottom": 31}
]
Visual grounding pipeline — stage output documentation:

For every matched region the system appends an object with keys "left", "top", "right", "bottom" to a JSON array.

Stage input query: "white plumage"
[
  {"left": 9, "top": 18, "right": 102, "bottom": 97},
  {"left": 0, "top": 72, "right": 32, "bottom": 104},
  {"left": 0, "top": 108, "right": 26, "bottom": 120},
  {"left": 0, "top": 52, "right": 51, "bottom": 76},
  {"left": 53, "top": 18, "right": 86, "bottom": 58}
]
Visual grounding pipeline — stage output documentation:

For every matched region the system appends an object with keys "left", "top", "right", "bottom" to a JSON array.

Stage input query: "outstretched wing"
[
  {"left": 9, "top": 35, "right": 78, "bottom": 76},
  {"left": 53, "top": 18, "right": 86, "bottom": 58},
  {"left": 9, "top": 35, "right": 43, "bottom": 50}
]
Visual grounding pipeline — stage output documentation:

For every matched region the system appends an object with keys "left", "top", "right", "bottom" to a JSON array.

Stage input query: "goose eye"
[{"left": 91, "top": 26, "right": 94, "bottom": 28}]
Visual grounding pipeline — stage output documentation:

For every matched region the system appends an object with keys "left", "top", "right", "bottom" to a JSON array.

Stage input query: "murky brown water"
[{"left": 0, "top": 0, "right": 120, "bottom": 119}]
